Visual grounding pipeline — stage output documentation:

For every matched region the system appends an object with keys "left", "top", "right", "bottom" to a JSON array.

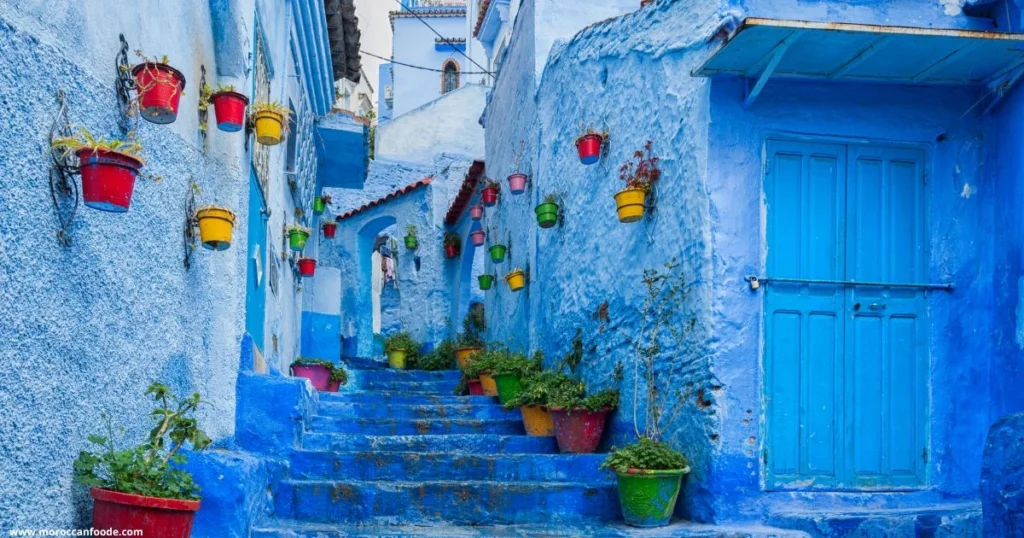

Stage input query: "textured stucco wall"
[
  {"left": 376, "top": 84, "right": 487, "bottom": 164},
  {"left": 981, "top": 413, "right": 1024, "bottom": 536}
]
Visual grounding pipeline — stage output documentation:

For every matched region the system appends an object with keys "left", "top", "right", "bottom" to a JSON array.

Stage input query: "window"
[{"left": 442, "top": 60, "right": 460, "bottom": 94}]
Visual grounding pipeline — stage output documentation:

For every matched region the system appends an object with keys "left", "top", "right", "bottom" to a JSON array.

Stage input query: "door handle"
[{"left": 869, "top": 303, "right": 886, "bottom": 311}]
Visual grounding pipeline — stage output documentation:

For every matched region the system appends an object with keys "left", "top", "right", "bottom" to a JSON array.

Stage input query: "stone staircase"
[{"left": 250, "top": 361, "right": 808, "bottom": 537}]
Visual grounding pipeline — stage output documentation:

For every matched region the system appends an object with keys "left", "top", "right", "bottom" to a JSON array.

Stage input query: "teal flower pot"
[{"left": 615, "top": 468, "right": 688, "bottom": 527}]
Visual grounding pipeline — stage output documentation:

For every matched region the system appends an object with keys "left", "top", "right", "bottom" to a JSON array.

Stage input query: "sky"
[{"left": 354, "top": 0, "right": 394, "bottom": 96}]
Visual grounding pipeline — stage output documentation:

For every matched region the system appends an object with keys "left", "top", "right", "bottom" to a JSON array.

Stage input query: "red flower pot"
[
  {"left": 470, "top": 229, "right": 485, "bottom": 246},
  {"left": 575, "top": 133, "right": 604, "bottom": 165},
  {"left": 210, "top": 91, "right": 249, "bottom": 132},
  {"left": 444, "top": 244, "right": 459, "bottom": 259},
  {"left": 508, "top": 173, "right": 527, "bottom": 195},
  {"left": 323, "top": 222, "right": 338, "bottom": 239},
  {"left": 325, "top": 380, "right": 341, "bottom": 393},
  {"left": 77, "top": 148, "right": 144, "bottom": 213},
  {"left": 468, "top": 379, "right": 484, "bottom": 396},
  {"left": 481, "top": 187, "right": 499, "bottom": 207},
  {"left": 90, "top": 488, "right": 199, "bottom": 538},
  {"left": 292, "top": 363, "right": 330, "bottom": 390},
  {"left": 131, "top": 63, "right": 186, "bottom": 125},
  {"left": 470, "top": 205, "right": 484, "bottom": 221},
  {"left": 550, "top": 407, "right": 609, "bottom": 453},
  {"left": 297, "top": 258, "right": 317, "bottom": 277}
]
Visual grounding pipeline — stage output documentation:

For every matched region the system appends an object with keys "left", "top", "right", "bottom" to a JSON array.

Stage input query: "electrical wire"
[
  {"left": 361, "top": 49, "right": 493, "bottom": 74},
  {"left": 392, "top": 0, "right": 495, "bottom": 78}
]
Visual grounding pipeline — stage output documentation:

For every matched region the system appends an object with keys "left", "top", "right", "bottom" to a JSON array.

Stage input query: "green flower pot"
[
  {"left": 288, "top": 229, "right": 310, "bottom": 252},
  {"left": 405, "top": 235, "right": 418, "bottom": 250},
  {"left": 478, "top": 274, "right": 495, "bottom": 290},
  {"left": 313, "top": 197, "right": 326, "bottom": 214},
  {"left": 535, "top": 202, "right": 559, "bottom": 229},
  {"left": 492, "top": 373, "right": 524, "bottom": 405},
  {"left": 615, "top": 468, "right": 688, "bottom": 527},
  {"left": 489, "top": 244, "right": 507, "bottom": 263}
]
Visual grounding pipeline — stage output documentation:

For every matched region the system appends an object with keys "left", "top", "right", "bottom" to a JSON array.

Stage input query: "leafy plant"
[
  {"left": 384, "top": 332, "right": 419, "bottom": 353},
  {"left": 411, "top": 339, "right": 456, "bottom": 371},
  {"left": 319, "top": 195, "right": 332, "bottom": 205},
  {"left": 251, "top": 100, "right": 291, "bottom": 117},
  {"left": 73, "top": 383, "right": 212, "bottom": 501},
  {"left": 456, "top": 305, "right": 486, "bottom": 348},
  {"left": 618, "top": 140, "right": 661, "bottom": 192},
  {"left": 550, "top": 387, "right": 620, "bottom": 412},
  {"left": 52, "top": 127, "right": 144, "bottom": 161},
  {"left": 405, "top": 225, "right": 418, "bottom": 239},
  {"left": 543, "top": 193, "right": 559, "bottom": 205},
  {"left": 503, "top": 370, "right": 578, "bottom": 409},
  {"left": 574, "top": 123, "right": 609, "bottom": 145},
  {"left": 482, "top": 178, "right": 502, "bottom": 192},
  {"left": 210, "top": 84, "right": 238, "bottom": 94},
  {"left": 285, "top": 224, "right": 311, "bottom": 236},
  {"left": 600, "top": 437, "right": 689, "bottom": 473},
  {"left": 329, "top": 366, "right": 348, "bottom": 384},
  {"left": 291, "top": 358, "right": 347, "bottom": 386},
  {"left": 443, "top": 232, "right": 461, "bottom": 248}
]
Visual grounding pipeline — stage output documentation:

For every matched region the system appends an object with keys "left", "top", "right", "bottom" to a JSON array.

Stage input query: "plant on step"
[
  {"left": 443, "top": 231, "right": 461, "bottom": 259},
  {"left": 486, "top": 345, "right": 542, "bottom": 405},
  {"left": 503, "top": 369, "right": 575, "bottom": 437},
  {"left": 250, "top": 100, "right": 292, "bottom": 146},
  {"left": 455, "top": 305, "right": 486, "bottom": 350},
  {"left": 411, "top": 338, "right": 456, "bottom": 371},
  {"left": 73, "top": 383, "right": 210, "bottom": 535},
  {"left": 404, "top": 225, "right": 419, "bottom": 250},
  {"left": 329, "top": 364, "right": 348, "bottom": 386},
  {"left": 615, "top": 140, "right": 661, "bottom": 224},
  {"left": 290, "top": 358, "right": 346, "bottom": 391},
  {"left": 52, "top": 127, "right": 148, "bottom": 213},
  {"left": 384, "top": 332, "right": 420, "bottom": 370}
]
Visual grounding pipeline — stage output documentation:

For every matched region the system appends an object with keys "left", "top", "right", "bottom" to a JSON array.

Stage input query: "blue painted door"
[
  {"left": 245, "top": 171, "right": 268, "bottom": 352},
  {"left": 764, "top": 140, "right": 927, "bottom": 490}
]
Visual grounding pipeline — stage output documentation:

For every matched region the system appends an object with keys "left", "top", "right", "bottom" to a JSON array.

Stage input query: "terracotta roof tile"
[
  {"left": 336, "top": 177, "right": 433, "bottom": 221},
  {"left": 473, "top": 0, "right": 491, "bottom": 37},
  {"left": 444, "top": 160, "right": 486, "bottom": 225}
]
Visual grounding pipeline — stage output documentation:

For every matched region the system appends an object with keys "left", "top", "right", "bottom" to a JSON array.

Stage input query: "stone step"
[
  {"left": 357, "top": 380, "right": 460, "bottom": 394},
  {"left": 274, "top": 479, "right": 619, "bottom": 525},
  {"left": 342, "top": 357, "right": 390, "bottom": 370},
  {"left": 252, "top": 520, "right": 812, "bottom": 537},
  {"left": 308, "top": 416, "right": 525, "bottom": 436},
  {"left": 320, "top": 392, "right": 497, "bottom": 406},
  {"left": 350, "top": 369, "right": 462, "bottom": 383},
  {"left": 301, "top": 433, "right": 557, "bottom": 454},
  {"left": 317, "top": 402, "right": 519, "bottom": 420},
  {"left": 766, "top": 502, "right": 981, "bottom": 537},
  {"left": 289, "top": 451, "right": 611, "bottom": 482}
]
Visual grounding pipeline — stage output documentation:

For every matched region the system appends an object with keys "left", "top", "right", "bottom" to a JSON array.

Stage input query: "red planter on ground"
[
  {"left": 468, "top": 379, "right": 484, "bottom": 396},
  {"left": 131, "top": 63, "right": 186, "bottom": 124},
  {"left": 77, "top": 149, "right": 144, "bottom": 213},
  {"left": 323, "top": 222, "right": 338, "bottom": 239},
  {"left": 292, "top": 364, "right": 330, "bottom": 390},
  {"left": 210, "top": 91, "right": 249, "bottom": 132},
  {"left": 575, "top": 133, "right": 603, "bottom": 165},
  {"left": 90, "top": 488, "right": 199, "bottom": 538},
  {"left": 550, "top": 408, "right": 609, "bottom": 453},
  {"left": 481, "top": 187, "right": 498, "bottom": 207},
  {"left": 444, "top": 244, "right": 459, "bottom": 259},
  {"left": 325, "top": 380, "right": 341, "bottom": 393},
  {"left": 297, "top": 258, "right": 317, "bottom": 277}
]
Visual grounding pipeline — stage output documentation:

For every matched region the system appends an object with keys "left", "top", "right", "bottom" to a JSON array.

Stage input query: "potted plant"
[
  {"left": 411, "top": 339, "right": 456, "bottom": 371},
  {"left": 207, "top": 84, "right": 249, "bottom": 132},
  {"left": 455, "top": 308, "right": 485, "bottom": 371},
  {"left": 505, "top": 267, "right": 526, "bottom": 292},
  {"left": 575, "top": 126, "right": 608, "bottom": 165},
  {"left": 508, "top": 140, "right": 528, "bottom": 195},
  {"left": 491, "top": 349, "right": 542, "bottom": 405},
  {"left": 602, "top": 259, "right": 693, "bottom": 527},
  {"left": 51, "top": 128, "right": 145, "bottom": 213},
  {"left": 326, "top": 365, "right": 348, "bottom": 392},
  {"left": 385, "top": 332, "right": 420, "bottom": 370},
  {"left": 131, "top": 54, "right": 186, "bottom": 124},
  {"left": 297, "top": 257, "right": 316, "bottom": 277},
  {"left": 291, "top": 358, "right": 343, "bottom": 391},
  {"left": 478, "top": 274, "right": 495, "bottom": 291},
  {"left": 536, "top": 194, "right": 560, "bottom": 229},
  {"left": 470, "top": 228, "right": 486, "bottom": 247},
  {"left": 313, "top": 194, "right": 331, "bottom": 215},
  {"left": 489, "top": 240, "right": 507, "bottom": 263},
  {"left": 322, "top": 220, "right": 338, "bottom": 239},
  {"left": 504, "top": 370, "right": 577, "bottom": 437},
  {"left": 470, "top": 205, "right": 484, "bottom": 221},
  {"left": 464, "top": 349, "right": 501, "bottom": 397},
  {"left": 443, "top": 232, "right": 461, "bottom": 259},
  {"left": 550, "top": 388, "right": 619, "bottom": 454},
  {"left": 74, "top": 383, "right": 211, "bottom": 538},
  {"left": 481, "top": 178, "right": 501, "bottom": 207},
  {"left": 250, "top": 101, "right": 290, "bottom": 146},
  {"left": 286, "top": 224, "right": 311, "bottom": 252},
  {"left": 405, "top": 225, "right": 419, "bottom": 250},
  {"left": 616, "top": 141, "right": 660, "bottom": 224},
  {"left": 195, "top": 205, "right": 236, "bottom": 251}
]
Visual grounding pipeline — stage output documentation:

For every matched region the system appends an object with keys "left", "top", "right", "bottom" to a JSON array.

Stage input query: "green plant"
[
  {"left": 51, "top": 127, "right": 144, "bottom": 161},
  {"left": 73, "top": 383, "right": 212, "bottom": 501},
  {"left": 543, "top": 193, "right": 558, "bottom": 205},
  {"left": 411, "top": 339, "right": 456, "bottom": 371},
  {"left": 443, "top": 232, "right": 461, "bottom": 248},
  {"left": 251, "top": 100, "right": 291, "bottom": 117},
  {"left": 329, "top": 366, "right": 348, "bottom": 385},
  {"left": 550, "top": 387, "right": 620, "bottom": 412},
  {"left": 291, "top": 358, "right": 347, "bottom": 386},
  {"left": 489, "top": 346, "right": 541, "bottom": 377},
  {"left": 503, "top": 370, "right": 578, "bottom": 409},
  {"left": 482, "top": 178, "right": 502, "bottom": 192},
  {"left": 285, "top": 224, "right": 311, "bottom": 235},
  {"left": 456, "top": 305, "right": 486, "bottom": 348},
  {"left": 405, "top": 225, "right": 418, "bottom": 239},
  {"left": 385, "top": 332, "right": 419, "bottom": 353},
  {"left": 600, "top": 437, "right": 688, "bottom": 473}
]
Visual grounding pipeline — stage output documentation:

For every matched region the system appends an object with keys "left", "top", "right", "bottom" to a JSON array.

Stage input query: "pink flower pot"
[
  {"left": 292, "top": 364, "right": 330, "bottom": 390},
  {"left": 470, "top": 230, "right": 485, "bottom": 246},
  {"left": 470, "top": 205, "right": 484, "bottom": 221},
  {"left": 508, "top": 173, "right": 527, "bottom": 195}
]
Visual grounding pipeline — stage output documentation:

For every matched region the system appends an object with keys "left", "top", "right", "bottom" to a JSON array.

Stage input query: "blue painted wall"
[{"left": 391, "top": 9, "right": 472, "bottom": 117}]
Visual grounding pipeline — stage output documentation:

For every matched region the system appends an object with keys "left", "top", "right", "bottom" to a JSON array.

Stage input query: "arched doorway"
[{"left": 355, "top": 215, "right": 397, "bottom": 357}]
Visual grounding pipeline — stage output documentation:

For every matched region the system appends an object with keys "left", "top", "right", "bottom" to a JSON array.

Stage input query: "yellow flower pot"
[
  {"left": 455, "top": 347, "right": 482, "bottom": 371},
  {"left": 520, "top": 405, "right": 555, "bottom": 436},
  {"left": 479, "top": 372, "right": 498, "bottom": 396},
  {"left": 387, "top": 350, "right": 407, "bottom": 370},
  {"left": 614, "top": 187, "right": 648, "bottom": 223},
  {"left": 253, "top": 110, "right": 284, "bottom": 146},
  {"left": 505, "top": 270, "right": 526, "bottom": 292},
  {"left": 195, "top": 206, "right": 236, "bottom": 251}
]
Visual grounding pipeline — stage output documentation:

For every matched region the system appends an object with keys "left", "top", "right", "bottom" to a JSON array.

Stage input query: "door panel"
[{"left": 245, "top": 171, "right": 268, "bottom": 352}]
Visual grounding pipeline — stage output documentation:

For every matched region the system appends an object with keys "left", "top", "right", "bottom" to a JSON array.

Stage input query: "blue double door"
[{"left": 764, "top": 139, "right": 928, "bottom": 490}]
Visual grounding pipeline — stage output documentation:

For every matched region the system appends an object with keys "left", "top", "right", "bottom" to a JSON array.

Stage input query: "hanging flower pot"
[
  {"left": 536, "top": 197, "right": 560, "bottom": 229},
  {"left": 505, "top": 268, "right": 526, "bottom": 292},
  {"left": 508, "top": 173, "right": 527, "bottom": 195},
  {"left": 470, "top": 205, "right": 484, "bottom": 221},
  {"left": 313, "top": 195, "right": 331, "bottom": 215},
  {"left": 89, "top": 488, "right": 199, "bottom": 538},
  {"left": 209, "top": 89, "right": 249, "bottom": 132},
  {"left": 616, "top": 141, "right": 660, "bottom": 224},
  {"left": 614, "top": 188, "right": 648, "bottom": 223},
  {"left": 287, "top": 225, "right": 311, "bottom": 252},
  {"left": 195, "top": 206, "right": 236, "bottom": 251},
  {"left": 520, "top": 405, "right": 555, "bottom": 436},
  {"left": 405, "top": 225, "right": 418, "bottom": 250},
  {"left": 131, "top": 62, "right": 187, "bottom": 125},
  {"left": 77, "top": 148, "right": 144, "bottom": 213},
  {"left": 575, "top": 131, "right": 606, "bottom": 165},
  {"left": 481, "top": 179, "right": 501, "bottom": 207},
  {"left": 493, "top": 373, "right": 525, "bottom": 406},
  {"left": 297, "top": 257, "right": 316, "bottom": 277},
  {"left": 479, "top": 372, "right": 498, "bottom": 397},
  {"left": 478, "top": 274, "right": 495, "bottom": 290},
  {"left": 444, "top": 244, "right": 459, "bottom": 258},
  {"left": 489, "top": 244, "right": 507, "bottom": 263},
  {"left": 470, "top": 229, "right": 486, "bottom": 247},
  {"left": 322, "top": 221, "right": 337, "bottom": 239},
  {"left": 251, "top": 101, "right": 290, "bottom": 146},
  {"left": 550, "top": 407, "right": 610, "bottom": 454},
  {"left": 443, "top": 232, "right": 461, "bottom": 259},
  {"left": 468, "top": 378, "right": 484, "bottom": 396}
]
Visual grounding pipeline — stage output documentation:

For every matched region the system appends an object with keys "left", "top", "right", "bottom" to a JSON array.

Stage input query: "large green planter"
[
  {"left": 492, "top": 373, "right": 524, "bottom": 405},
  {"left": 615, "top": 468, "right": 688, "bottom": 527},
  {"left": 535, "top": 202, "right": 559, "bottom": 229},
  {"left": 405, "top": 235, "right": 418, "bottom": 250},
  {"left": 489, "top": 244, "right": 507, "bottom": 263},
  {"left": 313, "top": 197, "right": 326, "bottom": 214},
  {"left": 288, "top": 228, "right": 310, "bottom": 251},
  {"left": 478, "top": 274, "right": 495, "bottom": 290}
]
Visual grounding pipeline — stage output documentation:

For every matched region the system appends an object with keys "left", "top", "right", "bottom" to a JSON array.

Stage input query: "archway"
[{"left": 355, "top": 214, "right": 397, "bottom": 357}]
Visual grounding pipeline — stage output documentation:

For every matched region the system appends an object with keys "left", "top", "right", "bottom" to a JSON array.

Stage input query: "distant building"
[{"left": 335, "top": 66, "right": 375, "bottom": 117}]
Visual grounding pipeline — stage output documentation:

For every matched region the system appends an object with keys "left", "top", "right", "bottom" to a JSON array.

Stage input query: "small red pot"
[
  {"left": 470, "top": 205, "right": 484, "bottom": 221},
  {"left": 325, "top": 380, "right": 341, "bottom": 392},
  {"left": 444, "top": 244, "right": 459, "bottom": 259},
  {"left": 575, "top": 133, "right": 604, "bottom": 165},
  {"left": 468, "top": 379, "right": 484, "bottom": 396},
  {"left": 550, "top": 407, "right": 609, "bottom": 453},
  {"left": 210, "top": 90, "right": 249, "bottom": 132},
  {"left": 298, "top": 257, "right": 317, "bottom": 277},
  {"left": 292, "top": 364, "right": 330, "bottom": 390},
  {"left": 470, "top": 229, "right": 485, "bottom": 246},
  {"left": 90, "top": 488, "right": 199, "bottom": 538},
  {"left": 508, "top": 173, "right": 527, "bottom": 195},
  {"left": 323, "top": 222, "right": 338, "bottom": 239},
  {"left": 77, "top": 148, "right": 144, "bottom": 213},
  {"left": 481, "top": 187, "right": 498, "bottom": 207},
  {"left": 131, "top": 63, "right": 187, "bottom": 125}
]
